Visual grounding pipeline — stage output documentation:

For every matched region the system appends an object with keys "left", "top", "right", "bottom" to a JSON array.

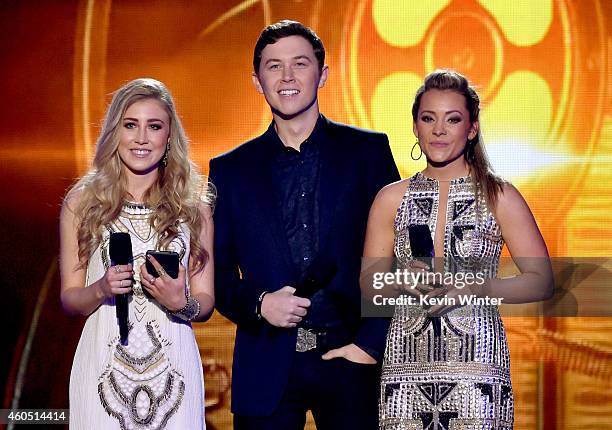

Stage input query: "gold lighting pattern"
[{"left": 339, "top": 0, "right": 610, "bottom": 254}]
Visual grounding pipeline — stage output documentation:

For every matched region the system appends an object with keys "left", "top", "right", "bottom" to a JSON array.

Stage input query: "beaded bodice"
[
  {"left": 394, "top": 172, "right": 503, "bottom": 277},
  {"left": 98, "top": 202, "right": 188, "bottom": 299}
]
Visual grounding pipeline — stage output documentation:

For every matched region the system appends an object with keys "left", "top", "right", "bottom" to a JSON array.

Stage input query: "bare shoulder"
[
  {"left": 368, "top": 178, "right": 410, "bottom": 227},
  {"left": 195, "top": 202, "right": 214, "bottom": 250},
  {"left": 495, "top": 182, "right": 530, "bottom": 215},
  {"left": 374, "top": 178, "right": 410, "bottom": 210},
  {"left": 60, "top": 189, "right": 83, "bottom": 221},
  {"left": 492, "top": 182, "right": 538, "bottom": 230},
  {"left": 197, "top": 201, "right": 214, "bottom": 222}
]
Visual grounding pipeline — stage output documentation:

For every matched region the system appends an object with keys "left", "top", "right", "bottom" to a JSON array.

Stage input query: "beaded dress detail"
[
  {"left": 69, "top": 203, "right": 205, "bottom": 430},
  {"left": 379, "top": 173, "right": 513, "bottom": 430}
]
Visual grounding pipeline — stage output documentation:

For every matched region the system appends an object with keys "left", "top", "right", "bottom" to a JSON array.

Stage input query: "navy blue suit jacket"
[{"left": 209, "top": 116, "right": 400, "bottom": 416}]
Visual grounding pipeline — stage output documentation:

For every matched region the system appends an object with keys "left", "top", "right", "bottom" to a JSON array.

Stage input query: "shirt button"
[
  {"left": 303, "top": 256, "right": 310, "bottom": 261},
  {"left": 302, "top": 223, "right": 308, "bottom": 229},
  {"left": 301, "top": 192, "right": 306, "bottom": 197}
]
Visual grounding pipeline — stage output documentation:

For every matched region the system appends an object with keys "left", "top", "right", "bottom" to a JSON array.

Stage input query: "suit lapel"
[{"left": 317, "top": 118, "right": 350, "bottom": 251}]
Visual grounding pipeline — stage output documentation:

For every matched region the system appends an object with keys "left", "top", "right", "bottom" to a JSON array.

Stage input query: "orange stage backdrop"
[{"left": 1, "top": 1, "right": 610, "bottom": 429}]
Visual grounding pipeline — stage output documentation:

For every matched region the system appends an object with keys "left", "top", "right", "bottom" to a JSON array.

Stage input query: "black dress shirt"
[{"left": 266, "top": 116, "right": 342, "bottom": 328}]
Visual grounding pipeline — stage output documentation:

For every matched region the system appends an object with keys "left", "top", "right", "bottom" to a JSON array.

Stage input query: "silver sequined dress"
[
  {"left": 379, "top": 173, "right": 513, "bottom": 430},
  {"left": 69, "top": 203, "right": 206, "bottom": 429}
]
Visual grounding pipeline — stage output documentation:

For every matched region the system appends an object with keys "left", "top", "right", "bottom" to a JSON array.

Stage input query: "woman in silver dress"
[{"left": 364, "top": 70, "right": 553, "bottom": 429}]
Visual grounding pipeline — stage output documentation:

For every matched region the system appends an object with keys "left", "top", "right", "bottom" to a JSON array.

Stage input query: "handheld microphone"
[
  {"left": 408, "top": 224, "right": 434, "bottom": 267},
  {"left": 293, "top": 259, "right": 337, "bottom": 299},
  {"left": 109, "top": 232, "right": 133, "bottom": 345}
]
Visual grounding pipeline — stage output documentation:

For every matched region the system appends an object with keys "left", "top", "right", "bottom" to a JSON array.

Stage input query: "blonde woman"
[{"left": 60, "top": 78, "right": 214, "bottom": 429}]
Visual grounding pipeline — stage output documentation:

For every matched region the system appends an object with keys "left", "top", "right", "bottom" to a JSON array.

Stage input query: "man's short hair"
[{"left": 253, "top": 20, "right": 325, "bottom": 73}]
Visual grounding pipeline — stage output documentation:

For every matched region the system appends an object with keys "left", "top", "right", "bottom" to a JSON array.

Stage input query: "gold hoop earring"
[
  {"left": 411, "top": 140, "right": 423, "bottom": 161},
  {"left": 161, "top": 142, "right": 170, "bottom": 167}
]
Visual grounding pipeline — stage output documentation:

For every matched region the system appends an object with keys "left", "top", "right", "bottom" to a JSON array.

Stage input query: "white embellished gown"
[
  {"left": 379, "top": 173, "right": 513, "bottom": 430},
  {"left": 69, "top": 203, "right": 206, "bottom": 429}
]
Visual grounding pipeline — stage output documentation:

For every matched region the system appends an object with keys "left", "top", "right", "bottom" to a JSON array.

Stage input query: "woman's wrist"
[
  {"left": 167, "top": 294, "right": 188, "bottom": 313},
  {"left": 469, "top": 279, "right": 490, "bottom": 297},
  {"left": 170, "top": 295, "right": 201, "bottom": 321},
  {"left": 94, "top": 280, "right": 108, "bottom": 301}
]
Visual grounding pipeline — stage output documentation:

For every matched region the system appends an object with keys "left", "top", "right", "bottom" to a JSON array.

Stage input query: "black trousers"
[{"left": 233, "top": 348, "right": 380, "bottom": 430}]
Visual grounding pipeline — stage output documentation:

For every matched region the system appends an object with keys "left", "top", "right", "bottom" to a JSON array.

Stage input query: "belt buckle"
[{"left": 296, "top": 327, "right": 317, "bottom": 352}]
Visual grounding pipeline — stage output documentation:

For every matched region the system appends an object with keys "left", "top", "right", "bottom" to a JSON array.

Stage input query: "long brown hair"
[
  {"left": 412, "top": 69, "right": 504, "bottom": 209},
  {"left": 66, "top": 78, "right": 215, "bottom": 273}
]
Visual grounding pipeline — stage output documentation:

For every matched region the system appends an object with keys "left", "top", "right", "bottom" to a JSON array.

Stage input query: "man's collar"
[{"left": 264, "top": 114, "right": 328, "bottom": 152}]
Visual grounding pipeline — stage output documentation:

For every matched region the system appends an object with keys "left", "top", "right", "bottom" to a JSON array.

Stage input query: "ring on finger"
[
  {"left": 158, "top": 267, "right": 167, "bottom": 276},
  {"left": 150, "top": 277, "right": 156, "bottom": 284},
  {"left": 114, "top": 266, "right": 121, "bottom": 274}
]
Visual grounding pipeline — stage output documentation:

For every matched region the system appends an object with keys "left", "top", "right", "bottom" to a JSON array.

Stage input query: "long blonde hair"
[{"left": 67, "top": 78, "right": 214, "bottom": 272}]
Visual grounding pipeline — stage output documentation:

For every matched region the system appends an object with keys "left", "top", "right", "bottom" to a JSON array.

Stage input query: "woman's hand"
[
  {"left": 392, "top": 259, "right": 436, "bottom": 298},
  {"left": 423, "top": 275, "right": 486, "bottom": 317},
  {"left": 423, "top": 283, "right": 461, "bottom": 317},
  {"left": 140, "top": 254, "right": 188, "bottom": 312},
  {"left": 98, "top": 264, "right": 134, "bottom": 299},
  {"left": 322, "top": 343, "right": 377, "bottom": 364}
]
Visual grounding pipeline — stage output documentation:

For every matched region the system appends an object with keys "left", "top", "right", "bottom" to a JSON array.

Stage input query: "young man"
[{"left": 209, "top": 20, "right": 400, "bottom": 429}]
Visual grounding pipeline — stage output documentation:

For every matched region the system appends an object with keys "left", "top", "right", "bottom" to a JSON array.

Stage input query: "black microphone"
[
  {"left": 408, "top": 225, "right": 439, "bottom": 305},
  {"left": 109, "top": 232, "right": 132, "bottom": 345},
  {"left": 293, "top": 259, "right": 337, "bottom": 299},
  {"left": 408, "top": 224, "right": 434, "bottom": 268}
]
